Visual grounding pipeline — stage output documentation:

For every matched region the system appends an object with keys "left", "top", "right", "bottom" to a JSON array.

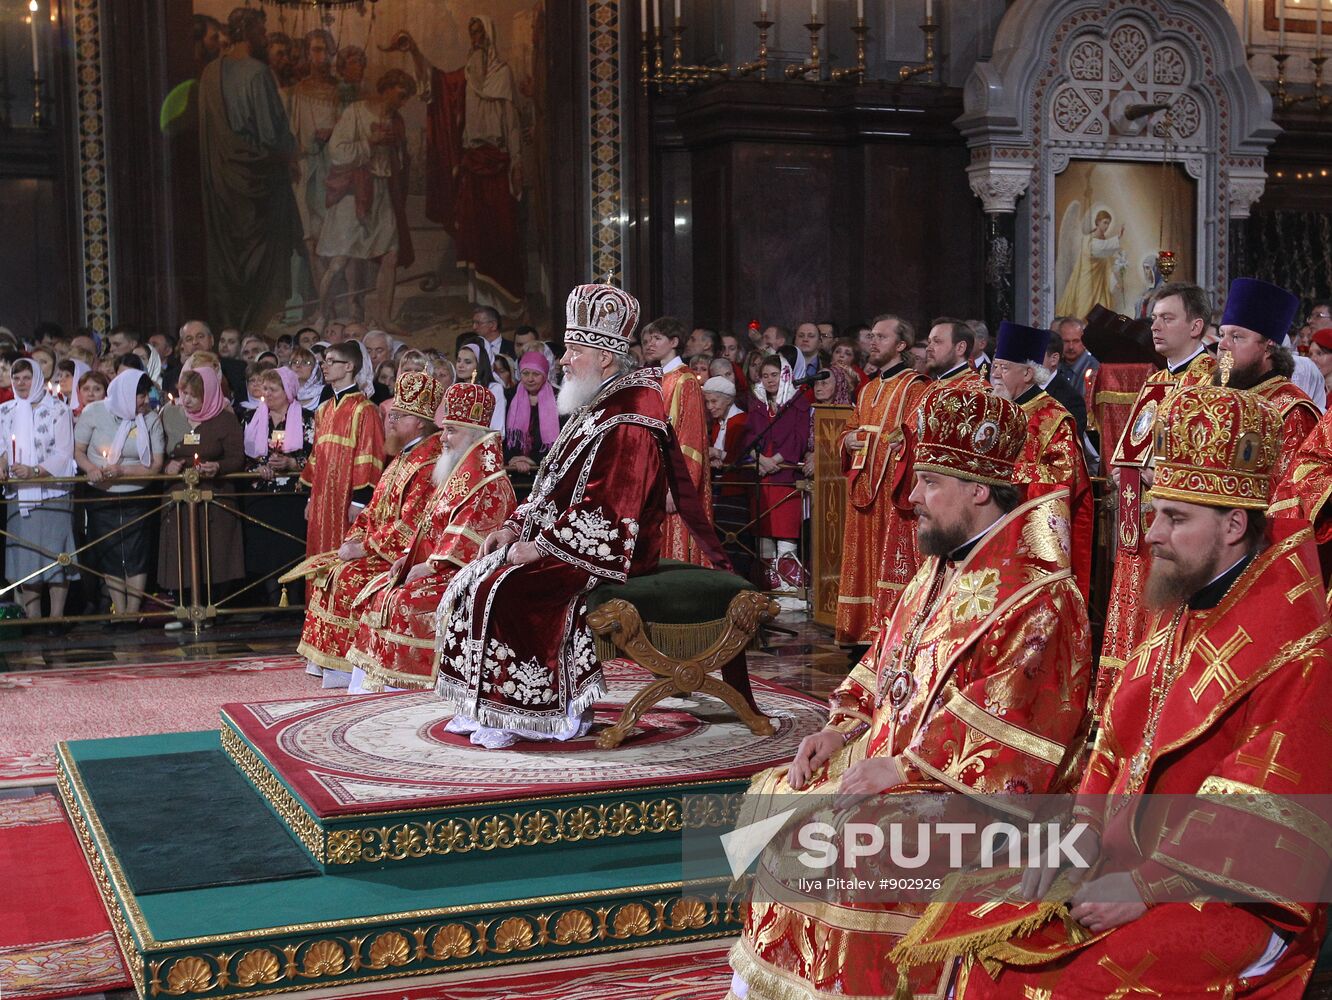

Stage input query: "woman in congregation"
[
  {"left": 454, "top": 337, "right": 507, "bottom": 434},
  {"left": 503, "top": 350, "right": 561, "bottom": 476},
  {"left": 289, "top": 347, "right": 324, "bottom": 411},
  {"left": 241, "top": 366, "right": 314, "bottom": 606},
  {"left": 76, "top": 370, "right": 107, "bottom": 414},
  {"left": 492, "top": 353, "right": 517, "bottom": 403},
  {"left": 74, "top": 370, "right": 165, "bottom": 628},
  {"left": 741, "top": 354, "right": 810, "bottom": 596},
  {"left": 157, "top": 367, "right": 245, "bottom": 627},
  {"left": 0, "top": 358, "right": 78, "bottom": 631}
]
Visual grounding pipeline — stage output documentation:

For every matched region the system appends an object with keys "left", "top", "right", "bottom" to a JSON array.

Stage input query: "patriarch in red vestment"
[
  {"left": 727, "top": 384, "right": 1091, "bottom": 1000},
  {"left": 345, "top": 382, "right": 515, "bottom": 693},
  {"left": 297, "top": 371, "right": 445, "bottom": 685},
  {"left": 894, "top": 386, "right": 1332, "bottom": 1000},
  {"left": 989, "top": 320, "right": 1093, "bottom": 597},
  {"left": 433, "top": 285, "right": 725, "bottom": 749}
]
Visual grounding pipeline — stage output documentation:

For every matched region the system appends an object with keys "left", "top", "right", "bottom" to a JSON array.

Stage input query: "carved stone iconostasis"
[{"left": 957, "top": 0, "right": 1278, "bottom": 327}]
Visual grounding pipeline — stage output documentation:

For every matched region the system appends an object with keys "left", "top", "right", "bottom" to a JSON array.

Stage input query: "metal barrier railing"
[
  {"left": 0, "top": 469, "right": 308, "bottom": 637},
  {"left": 710, "top": 466, "right": 812, "bottom": 608}
]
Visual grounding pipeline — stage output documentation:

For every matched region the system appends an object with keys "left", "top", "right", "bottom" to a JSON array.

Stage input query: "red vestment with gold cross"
[
  {"left": 729, "top": 492, "right": 1091, "bottom": 1000},
  {"left": 661, "top": 363, "right": 713, "bottom": 565},
  {"left": 834, "top": 364, "right": 929, "bottom": 644},
  {"left": 1099, "top": 352, "right": 1215, "bottom": 711},
  {"left": 297, "top": 433, "right": 442, "bottom": 672},
  {"left": 298, "top": 389, "right": 385, "bottom": 556},
  {"left": 346, "top": 434, "right": 515, "bottom": 691},
  {"left": 1272, "top": 408, "right": 1332, "bottom": 595},
  {"left": 1015, "top": 386, "right": 1093, "bottom": 597},
  {"left": 901, "top": 520, "right": 1332, "bottom": 1000}
]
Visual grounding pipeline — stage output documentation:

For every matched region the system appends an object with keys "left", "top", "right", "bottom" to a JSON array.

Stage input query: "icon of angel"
[{"left": 1054, "top": 179, "right": 1128, "bottom": 321}]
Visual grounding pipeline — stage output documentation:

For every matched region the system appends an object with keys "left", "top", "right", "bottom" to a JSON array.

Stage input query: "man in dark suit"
[
  {"left": 1042, "top": 331, "right": 1091, "bottom": 446},
  {"left": 172, "top": 319, "right": 249, "bottom": 405},
  {"left": 471, "top": 306, "right": 515, "bottom": 362}
]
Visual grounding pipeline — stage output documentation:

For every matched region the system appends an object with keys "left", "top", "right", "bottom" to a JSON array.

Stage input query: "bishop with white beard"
[{"left": 346, "top": 382, "right": 517, "bottom": 692}]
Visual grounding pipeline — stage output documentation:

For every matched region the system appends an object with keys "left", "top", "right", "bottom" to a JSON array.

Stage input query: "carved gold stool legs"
[{"left": 587, "top": 591, "right": 779, "bottom": 750}]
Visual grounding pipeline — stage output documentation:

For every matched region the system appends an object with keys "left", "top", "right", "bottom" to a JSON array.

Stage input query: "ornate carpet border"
[
  {"left": 220, "top": 717, "right": 745, "bottom": 869},
  {"left": 58, "top": 739, "right": 745, "bottom": 1000}
]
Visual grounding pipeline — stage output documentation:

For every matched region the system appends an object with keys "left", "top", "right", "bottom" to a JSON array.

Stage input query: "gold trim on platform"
[
  {"left": 221, "top": 721, "right": 744, "bottom": 866},
  {"left": 58, "top": 739, "right": 745, "bottom": 954},
  {"left": 141, "top": 893, "right": 744, "bottom": 1000}
]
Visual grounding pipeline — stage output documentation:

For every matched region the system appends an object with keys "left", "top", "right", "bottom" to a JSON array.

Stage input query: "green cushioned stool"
[{"left": 586, "top": 559, "right": 778, "bottom": 749}]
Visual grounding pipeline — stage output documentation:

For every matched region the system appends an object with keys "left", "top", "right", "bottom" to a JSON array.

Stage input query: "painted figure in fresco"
[
  {"left": 316, "top": 69, "right": 417, "bottom": 329},
  {"left": 285, "top": 29, "right": 339, "bottom": 294},
  {"left": 197, "top": 6, "right": 301, "bottom": 333},
  {"left": 1055, "top": 171, "right": 1128, "bottom": 321},
  {"left": 388, "top": 17, "right": 526, "bottom": 314}
]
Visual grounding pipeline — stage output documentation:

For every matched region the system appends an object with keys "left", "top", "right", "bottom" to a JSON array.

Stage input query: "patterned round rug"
[{"left": 224, "top": 659, "right": 828, "bottom": 817}]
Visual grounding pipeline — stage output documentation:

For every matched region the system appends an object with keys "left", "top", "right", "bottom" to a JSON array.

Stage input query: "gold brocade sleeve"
[
  {"left": 365, "top": 457, "right": 438, "bottom": 563},
  {"left": 897, "top": 579, "right": 1091, "bottom": 806},
  {"left": 428, "top": 475, "right": 516, "bottom": 569},
  {"left": 1139, "top": 641, "right": 1332, "bottom": 927}
]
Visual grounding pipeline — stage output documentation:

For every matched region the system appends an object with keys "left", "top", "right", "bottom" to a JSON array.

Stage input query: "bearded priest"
[
  {"left": 434, "top": 284, "right": 721, "bottom": 750},
  {"left": 906, "top": 386, "right": 1332, "bottom": 1000},
  {"left": 727, "top": 383, "right": 1091, "bottom": 1000},
  {"left": 345, "top": 382, "right": 516, "bottom": 693},
  {"left": 296, "top": 371, "right": 445, "bottom": 686}
]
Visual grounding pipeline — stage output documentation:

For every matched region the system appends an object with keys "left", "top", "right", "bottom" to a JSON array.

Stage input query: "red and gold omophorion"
[
  {"left": 834, "top": 362, "right": 929, "bottom": 643},
  {"left": 1099, "top": 350, "right": 1214, "bottom": 710},
  {"left": 299, "top": 386, "right": 385, "bottom": 556},
  {"left": 660, "top": 359, "right": 713, "bottom": 565},
  {"left": 346, "top": 432, "right": 515, "bottom": 691},
  {"left": 297, "top": 432, "right": 442, "bottom": 673}
]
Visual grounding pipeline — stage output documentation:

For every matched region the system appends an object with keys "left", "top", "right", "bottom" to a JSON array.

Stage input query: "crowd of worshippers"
[{"left": 0, "top": 309, "right": 567, "bottom": 630}]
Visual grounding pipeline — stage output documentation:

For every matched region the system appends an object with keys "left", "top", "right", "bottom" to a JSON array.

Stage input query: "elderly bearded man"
[
  {"left": 913, "top": 386, "right": 1332, "bottom": 1000},
  {"left": 345, "top": 381, "right": 515, "bottom": 693},
  {"left": 727, "top": 384, "right": 1091, "bottom": 1000},
  {"left": 435, "top": 284, "right": 721, "bottom": 749},
  {"left": 297, "top": 371, "right": 444, "bottom": 686},
  {"left": 990, "top": 320, "right": 1093, "bottom": 596}
]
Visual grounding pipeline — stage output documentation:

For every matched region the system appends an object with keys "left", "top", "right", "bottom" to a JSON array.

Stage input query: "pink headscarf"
[
  {"left": 184, "top": 366, "right": 228, "bottom": 423},
  {"left": 244, "top": 367, "right": 303, "bottom": 458},
  {"left": 505, "top": 351, "right": 559, "bottom": 456}
]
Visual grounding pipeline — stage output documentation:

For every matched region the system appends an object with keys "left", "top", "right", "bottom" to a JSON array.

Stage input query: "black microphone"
[{"left": 791, "top": 370, "right": 831, "bottom": 387}]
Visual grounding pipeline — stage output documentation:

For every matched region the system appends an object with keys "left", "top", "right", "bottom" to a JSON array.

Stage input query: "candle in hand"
[
  {"left": 193, "top": 452, "right": 201, "bottom": 469},
  {"left": 10, "top": 435, "right": 15, "bottom": 464}
]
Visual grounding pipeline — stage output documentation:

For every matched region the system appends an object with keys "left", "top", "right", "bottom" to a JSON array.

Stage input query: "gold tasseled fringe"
[
  {"left": 893, "top": 969, "right": 914, "bottom": 1000},
  {"left": 278, "top": 585, "right": 289, "bottom": 608},
  {"left": 888, "top": 896, "right": 1073, "bottom": 973}
]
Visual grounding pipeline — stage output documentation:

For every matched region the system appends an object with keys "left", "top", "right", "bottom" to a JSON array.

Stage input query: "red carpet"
[
  {"left": 310, "top": 940, "right": 733, "bottom": 999},
  {"left": 224, "top": 659, "right": 828, "bottom": 817},
  {"left": 0, "top": 793, "right": 130, "bottom": 999},
  {"left": 0, "top": 656, "right": 338, "bottom": 786}
]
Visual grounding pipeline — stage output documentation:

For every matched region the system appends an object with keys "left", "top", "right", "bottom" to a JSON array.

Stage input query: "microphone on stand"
[{"left": 791, "top": 370, "right": 831, "bottom": 387}]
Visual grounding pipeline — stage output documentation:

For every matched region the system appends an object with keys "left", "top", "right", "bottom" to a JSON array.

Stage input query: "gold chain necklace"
[
  {"left": 1125, "top": 603, "right": 1188, "bottom": 793},
  {"left": 876, "top": 565, "right": 949, "bottom": 711}
]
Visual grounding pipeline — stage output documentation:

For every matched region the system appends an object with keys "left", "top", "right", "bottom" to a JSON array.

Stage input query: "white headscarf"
[
  {"left": 106, "top": 369, "right": 152, "bottom": 467},
  {"left": 752, "top": 353, "right": 795, "bottom": 409},
  {"left": 143, "top": 348, "right": 163, "bottom": 388},
  {"left": 9, "top": 359, "right": 72, "bottom": 512},
  {"left": 351, "top": 340, "right": 376, "bottom": 398}
]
